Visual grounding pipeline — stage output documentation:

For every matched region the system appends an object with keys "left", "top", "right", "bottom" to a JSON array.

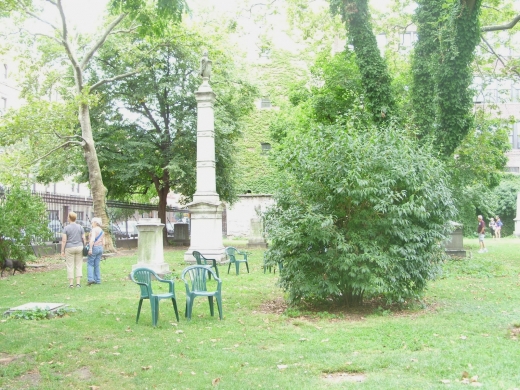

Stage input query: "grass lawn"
[{"left": 1, "top": 238, "right": 519, "bottom": 389}]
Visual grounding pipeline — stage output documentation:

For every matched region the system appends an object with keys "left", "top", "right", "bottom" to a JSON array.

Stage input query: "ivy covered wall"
[
  {"left": 235, "top": 108, "right": 279, "bottom": 194},
  {"left": 234, "top": 46, "right": 309, "bottom": 195}
]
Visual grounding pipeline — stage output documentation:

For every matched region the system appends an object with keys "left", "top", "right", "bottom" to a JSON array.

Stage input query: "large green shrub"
[
  {"left": 489, "top": 175, "right": 520, "bottom": 237},
  {"left": 264, "top": 123, "right": 456, "bottom": 307},
  {"left": 0, "top": 185, "right": 51, "bottom": 263}
]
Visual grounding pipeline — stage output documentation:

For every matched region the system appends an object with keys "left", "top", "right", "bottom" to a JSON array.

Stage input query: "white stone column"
[
  {"left": 133, "top": 218, "right": 170, "bottom": 274},
  {"left": 514, "top": 192, "right": 520, "bottom": 237},
  {"left": 184, "top": 52, "right": 226, "bottom": 262}
]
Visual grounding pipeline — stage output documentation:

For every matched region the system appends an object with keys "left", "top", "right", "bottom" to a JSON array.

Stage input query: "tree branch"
[
  {"left": 90, "top": 70, "right": 140, "bottom": 91},
  {"left": 55, "top": 0, "right": 83, "bottom": 92},
  {"left": 16, "top": 0, "right": 59, "bottom": 31},
  {"left": 140, "top": 102, "right": 163, "bottom": 134},
  {"left": 53, "top": 132, "right": 85, "bottom": 142},
  {"left": 481, "top": 14, "right": 520, "bottom": 32},
  {"left": 80, "top": 13, "right": 128, "bottom": 71},
  {"left": 21, "top": 29, "right": 61, "bottom": 45},
  {"left": 30, "top": 140, "right": 83, "bottom": 164},
  {"left": 480, "top": 35, "right": 520, "bottom": 79}
]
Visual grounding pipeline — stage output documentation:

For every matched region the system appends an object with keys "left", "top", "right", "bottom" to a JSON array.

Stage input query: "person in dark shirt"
[{"left": 477, "top": 215, "right": 487, "bottom": 253}]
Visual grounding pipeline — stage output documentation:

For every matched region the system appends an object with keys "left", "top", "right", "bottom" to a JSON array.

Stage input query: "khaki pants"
[{"left": 65, "top": 246, "right": 83, "bottom": 279}]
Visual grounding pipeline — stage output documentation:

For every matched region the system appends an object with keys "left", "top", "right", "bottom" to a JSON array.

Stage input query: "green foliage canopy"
[
  {"left": 0, "top": 185, "right": 51, "bottom": 262},
  {"left": 90, "top": 23, "right": 256, "bottom": 205},
  {"left": 265, "top": 121, "right": 456, "bottom": 307},
  {"left": 330, "top": 0, "right": 397, "bottom": 123},
  {"left": 411, "top": 0, "right": 483, "bottom": 157}
]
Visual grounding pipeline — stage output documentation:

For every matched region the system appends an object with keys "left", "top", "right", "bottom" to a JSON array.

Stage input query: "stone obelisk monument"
[
  {"left": 184, "top": 52, "right": 226, "bottom": 262},
  {"left": 514, "top": 192, "right": 520, "bottom": 237}
]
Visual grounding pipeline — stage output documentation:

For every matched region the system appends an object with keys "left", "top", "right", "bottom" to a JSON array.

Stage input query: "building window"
[
  {"left": 261, "top": 142, "right": 271, "bottom": 154},
  {"left": 505, "top": 167, "right": 519, "bottom": 173},
  {"left": 1, "top": 97, "right": 6, "bottom": 110},
  {"left": 260, "top": 98, "right": 272, "bottom": 109},
  {"left": 76, "top": 211, "right": 84, "bottom": 221},
  {"left": 2, "top": 64, "right": 6, "bottom": 80}
]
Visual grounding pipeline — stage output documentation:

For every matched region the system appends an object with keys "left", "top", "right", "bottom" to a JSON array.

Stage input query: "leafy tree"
[
  {"left": 419, "top": 105, "right": 510, "bottom": 234},
  {"left": 411, "top": 0, "right": 483, "bottom": 157},
  {"left": 0, "top": 185, "right": 51, "bottom": 264},
  {"left": 89, "top": 24, "right": 256, "bottom": 242},
  {"left": 264, "top": 121, "right": 455, "bottom": 307},
  {"left": 0, "top": 100, "right": 81, "bottom": 185},
  {"left": 1, "top": 0, "right": 186, "bottom": 250},
  {"left": 330, "top": 0, "right": 397, "bottom": 123},
  {"left": 488, "top": 175, "right": 520, "bottom": 237}
]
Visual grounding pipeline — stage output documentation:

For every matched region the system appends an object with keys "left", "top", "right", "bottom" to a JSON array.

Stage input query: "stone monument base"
[
  {"left": 184, "top": 201, "right": 226, "bottom": 263},
  {"left": 131, "top": 262, "right": 171, "bottom": 274},
  {"left": 247, "top": 238, "right": 268, "bottom": 249},
  {"left": 133, "top": 218, "right": 170, "bottom": 274},
  {"left": 445, "top": 249, "right": 467, "bottom": 258},
  {"left": 184, "top": 248, "right": 227, "bottom": 264}
]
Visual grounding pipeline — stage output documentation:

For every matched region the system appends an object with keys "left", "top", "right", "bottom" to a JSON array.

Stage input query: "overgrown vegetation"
[
  {"left": 7, "top": 306, "right": 76, "bottom": 320},
  {"left": 0, "top": 185, "right": 50, "bottom": 264},
  {"left": 265, "top": 122, "right": 456, "bottom": 307}
]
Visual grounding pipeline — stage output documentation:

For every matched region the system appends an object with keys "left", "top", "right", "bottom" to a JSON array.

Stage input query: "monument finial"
[{"left": 200, "top": 50, "right": 212, "bottom": 80}]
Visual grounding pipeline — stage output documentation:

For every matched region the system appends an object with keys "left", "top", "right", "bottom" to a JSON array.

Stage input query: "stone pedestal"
[
  {"left": 445, "top": 222, "right": 466, "bottom": 258},
  {"left": 184, "top": 57, "right": 226, "bottom": 263},
  {"left": 185, "top": 202, "right": 226, "bottom": 262},
  {"left": 247, "top": 218, "right": 267, "bottom": 249},
  {"left": 132, "top": 218, "right": 170, "bottom": 274},
  {"left": 514, "top": 192, "right": 520, "bottom": 237}
]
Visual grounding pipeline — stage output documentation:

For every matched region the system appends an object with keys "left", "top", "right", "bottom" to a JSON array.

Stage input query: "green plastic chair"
[
  {"left": 263, "top": 253, "right": 283, "bottom": 274},
  {"left": 225, "top": 246, "right": 250, "bottom": 275},
  {"left": 192, "top": 251, "right": 220, "bottom": 279},
  {"left": 130, "top": 268, "right": 180, "bottom": 326},
  {"left": 181, "top": 265, "right": 222, "bottom": 320}
]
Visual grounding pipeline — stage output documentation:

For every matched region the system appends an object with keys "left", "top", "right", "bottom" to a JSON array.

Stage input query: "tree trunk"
[
  {"left": 78, "top": 103, "right": 115, "bottom": 252},
  {"left": 157, "top": 185, "right": 169, "bottom": 246},
  {"left": 153, "top": 171, "right": 170, "bottom": 246}
]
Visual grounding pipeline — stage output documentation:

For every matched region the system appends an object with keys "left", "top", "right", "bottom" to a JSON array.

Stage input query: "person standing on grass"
[
  {"left": 87, "top": 217, "right": 105, "bottom": 286},
  {"left": 495, "top": 216, "right": 503, "bottom": 239},
  {"left": 61, "top": 211, "right": 86, "bottom": 288},
  {"left": 477, "top": 215, "right": 487, "bottom": 253},
  {"left": 489, "top": 217, "right": 496, "bottom": 239}
]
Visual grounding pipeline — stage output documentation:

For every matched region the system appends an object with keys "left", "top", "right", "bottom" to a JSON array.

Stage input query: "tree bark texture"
[{"left": 78, "top": 103, "right": 115, "bottom": 251}]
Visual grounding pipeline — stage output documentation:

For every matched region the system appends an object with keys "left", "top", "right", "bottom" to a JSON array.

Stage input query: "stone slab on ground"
[
  {"left": 3, "top": 302, "right": 67, "bottom": 316},
  {"left": 26, "top": 263, "right": 47, "bottom": 268}
]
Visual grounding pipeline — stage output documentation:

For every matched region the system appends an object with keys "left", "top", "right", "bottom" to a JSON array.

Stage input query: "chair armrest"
[{"left": 157, "top": 278, "right": 175, "bottom": 293}]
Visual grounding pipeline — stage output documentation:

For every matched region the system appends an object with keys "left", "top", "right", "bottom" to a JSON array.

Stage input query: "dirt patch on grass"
[
  {"left": 258, "top": 296, "right": 441, "bottom": 321},
  {"left": 258, "top": 297, "right": 288, "bottom": 315},
  {"left": 509, "top": 325, "right": 520, "bottom": 339},
  {"left": 0, "top": 352, "right": 24, "bottom": 365},
  {"left": 322, "top": 372, "right": 366, "bottom": 383},
  {"left": 18, "top": 370, "right": 42, "bottom": 388},
  {"left": 73, "top": 366, "right": 94, "bottom": 380}
]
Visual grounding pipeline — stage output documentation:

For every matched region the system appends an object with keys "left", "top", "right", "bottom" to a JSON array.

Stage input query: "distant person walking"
[
  {"left": 477, "top": 215, "right": 487, "bottom": 253},
  {"left": 61, "top": 212, "right": 86, "bottom": 288},
  {"left": 87, "top": 217, "right": 105, "bottom": 286},
  {"left": 489, "top": 217, "right": 496, "bottom": 239},
  {"left": 495, "top": 216, "right": 503, "bottom": 239}
]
